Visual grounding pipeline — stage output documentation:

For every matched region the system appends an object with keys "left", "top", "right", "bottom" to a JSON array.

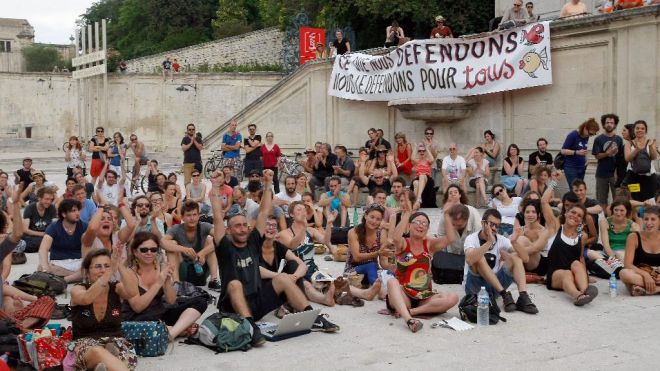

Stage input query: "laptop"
[{"left": 260, "top": 309, "right": 321, "bottom": 342}]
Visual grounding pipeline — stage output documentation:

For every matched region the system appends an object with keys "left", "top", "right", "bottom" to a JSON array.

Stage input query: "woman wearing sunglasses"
[
  {"left": 386, "top": 195, "right": 458, "bottom": 333},
  {"left": 70, "top": 247, "right": 138, "bottom": 371},
  {"left": 540, "top": 172, "right": 598, "bottom": 306},
  {"left": 489, "top": 184, "right": 522, "bottom": 237},
  {"left": 122, "top": 232, "right": 207, "bottom": 339}
]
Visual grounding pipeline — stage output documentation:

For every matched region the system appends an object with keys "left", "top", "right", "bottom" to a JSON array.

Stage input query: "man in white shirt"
[
  {"left": 441, "top": 143, "right": 467, "bottom": 193},
  {"left": 273, "top": 175, "right": 301, "bottom": 216},
  {"left": 95, "top": 161, "right": 126, "bottom": 207},
  {"left": 463, "top": 209, "right": 539, "bottom": 314}
]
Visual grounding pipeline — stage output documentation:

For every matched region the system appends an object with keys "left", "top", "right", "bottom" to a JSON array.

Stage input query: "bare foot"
[
  {"left": 362, "top": 280, "right": 381, "bottom": 301},
  {"left": 324, "top": 283, "right": 336, "bottom": 307}
]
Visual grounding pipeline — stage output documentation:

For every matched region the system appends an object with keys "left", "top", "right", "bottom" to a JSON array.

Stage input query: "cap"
[
  {"left": 248, "top": 169, "right": 262, "bottom": 177},
  {"left": 23, "top": 157, "right": 32, "bottom": 161},
  {"left": 304, "top": 148, "right": 316, "bottom": 154},
  {"left": 31, "top": 169, "right": 44, "bottom": 177},
  {"left": 375, "top": 145, "right": 388, "bottom": 152}
]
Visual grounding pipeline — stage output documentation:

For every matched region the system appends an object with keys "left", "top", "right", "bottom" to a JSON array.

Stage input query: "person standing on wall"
[
  {"left": 181, "top": 123, "right": 204, "bottom": 186},
  {"left": 560, "top": 118, "right": 599, "bottom": 188},
  {"left": 243, "top": 124, "right": 263, "bottom": 179},
  {"left": 329, "top": 29, "right": 351, "bottom": 56}
]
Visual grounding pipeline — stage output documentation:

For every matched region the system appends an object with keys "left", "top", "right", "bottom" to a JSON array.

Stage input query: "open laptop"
[{"left": 260, "top": 309, "right": 321, "bottom": 342}]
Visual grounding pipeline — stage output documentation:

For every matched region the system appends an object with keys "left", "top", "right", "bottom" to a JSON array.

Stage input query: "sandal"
[
  {"left": 631, "top": 285, "right": 647, "bottom": 296},
  {"left": 406, "top": 319, "right": 423, "bottom": 333},
  {"left": 574, "top": 293, "right": 594, "bottom": 306},
  {"left": 335, "top": 293, "right": 364, "bottom": 307},
  {"left": 584, "top": 285, "right": 599, "bottom": 299}
]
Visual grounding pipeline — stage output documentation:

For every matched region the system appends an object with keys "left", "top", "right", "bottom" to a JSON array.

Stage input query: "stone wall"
[
  {"left": 0, "top": 72, "right": 283, "bottom": 150},
  {"left": 495, "top": 0, "right": 600, "bottom": 19},
  {"left": 124, "top": 28, "right": 285, "bottom": 74},
  {"left": 201, "top": 7, "right": 659, "bottom": 195}
]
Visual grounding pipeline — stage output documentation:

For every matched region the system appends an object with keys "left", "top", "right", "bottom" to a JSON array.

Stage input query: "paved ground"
[{"left": 4, "top": 150, "right": 660, "bottom": 370}]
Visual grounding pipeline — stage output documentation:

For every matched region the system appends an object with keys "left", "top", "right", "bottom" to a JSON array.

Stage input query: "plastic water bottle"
[
  {"left": 194, "top": 259, "right": 204, "bottom": 275},
  {"left": 609, "top": 273, "right": 618, "bottom": 298},
  {"left": 353, "top": 208, "right": 359, "bottom": 227},
  {"left": 477, "top": 286, "right": 489, "bottom": 327}
]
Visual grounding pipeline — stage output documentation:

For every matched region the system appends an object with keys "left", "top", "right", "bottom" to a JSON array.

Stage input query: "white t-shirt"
[
  {"left": 274, "top": 192, "right": 301, "bottom": 214},
  {"left": 442, "top": 155, "right": 467, "bottom": 180},
  {"left": 489, "top": 197, "right": 522, "bottom": 225},
  {"left": 437, "top": 205, "right": 482, "bottom": 255},
  {"left": 467, "top": 158, "right": 489, "bottom": 180},
  {"left": 464, "top": 232, "right": 513, "bottom": 276},
  {"left": 99, "top": 183, "right": 121, "bottom": 207}
]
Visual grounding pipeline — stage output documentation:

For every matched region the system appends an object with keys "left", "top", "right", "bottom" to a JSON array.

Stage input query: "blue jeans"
[
  {"left": 354, "top": 261, "right": 379, "bottom": 285},
  {"left": 464, "top": 267, "right": 514, "bottom": 298},
  {"left": 564, "top": 165, "right": 586, "bottom": 189}
]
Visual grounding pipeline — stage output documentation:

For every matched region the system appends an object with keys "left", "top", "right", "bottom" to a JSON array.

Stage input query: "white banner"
[{"left": 328, "top": 22, "right": 552, "bottom": 101}]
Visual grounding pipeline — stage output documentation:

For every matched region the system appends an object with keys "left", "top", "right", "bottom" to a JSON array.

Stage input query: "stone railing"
[{"left": 124, "top": 27, "right": 285, "bottom": 74}]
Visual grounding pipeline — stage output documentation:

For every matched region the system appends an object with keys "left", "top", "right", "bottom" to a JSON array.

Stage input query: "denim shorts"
[{"left": 464, "top": 266, "right": 513, "bottom": 298}]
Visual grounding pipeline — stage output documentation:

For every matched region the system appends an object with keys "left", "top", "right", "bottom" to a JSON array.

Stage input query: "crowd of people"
[{"left": 0, "top": 106, "right": 658, "bottom": 368}]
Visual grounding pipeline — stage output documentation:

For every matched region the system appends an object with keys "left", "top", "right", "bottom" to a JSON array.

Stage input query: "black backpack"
[
  {"left": 12, "top": 272, "right": 67, "bottom": 297},
  {"left": 0, "top": 319, "right": 21, "bottom": 360},
  {"left": 631, "top": 140, "right": 652, "bottom": 174},
  {"left": 431, "top": 251, "right": 465, "bottom": 284},
  {"left": 458, "top": 294, "right": 506, "bottom": 325}
]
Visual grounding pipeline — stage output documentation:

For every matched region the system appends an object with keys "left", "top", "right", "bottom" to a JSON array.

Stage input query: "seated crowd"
[{"left": 0, "top": 112, "right": 658, "bottom": 369}]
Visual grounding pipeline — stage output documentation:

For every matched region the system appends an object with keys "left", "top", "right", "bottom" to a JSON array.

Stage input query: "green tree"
[{"left": 22, "top": 45, "right": 62, "bottom": 72}]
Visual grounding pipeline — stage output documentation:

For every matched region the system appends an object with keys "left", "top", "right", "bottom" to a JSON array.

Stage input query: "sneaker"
[
  {"left": 207, "top": 279, "right": 222, "bottom": 291},
  {"left": 312, "top": 313, "right": 340, "bottom": 333},
  {"left": 501, "top": 291, "right": 516, "bottom": 312},
  {"left": 250, "top": 326, "right": 266, "bottom": 347},
  {"left": 515, "top": 292, "right": 539, "bottom": 314}
]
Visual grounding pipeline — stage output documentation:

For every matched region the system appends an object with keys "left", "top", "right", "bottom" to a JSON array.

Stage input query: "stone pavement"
[{"left": 4, "top": 151, "right": 659, "bottom": 371}]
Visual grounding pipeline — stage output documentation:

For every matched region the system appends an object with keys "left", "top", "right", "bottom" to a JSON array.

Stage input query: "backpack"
[
  {"left": 13, "top": 272, "right": 67, "bottom": 297},
  {"left": 631, "top": 140, "right": 652, "bottom": 174},
  {"left": 553, "top": 153, "right": 565, "bottom": 170},
  {"left": 121, "top": 321, "right": 169, "bottom": 357},
  {"left": 458, "top": 294, "right": 506, "bottom": 325},
  {"left": 187, "top": 312, "right": 252, "bottom": 353},
  {"left": 171, "top": 281, "right": 215, "bottom": 305},
  {"left": 431, "top": 251, "right": 465, "bottom": 285},
  {"left": 0, "top": 319, "right": 20, "bottom": 360}
]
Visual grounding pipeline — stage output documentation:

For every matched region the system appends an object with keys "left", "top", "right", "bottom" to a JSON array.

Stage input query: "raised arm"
[
  {"left": 541, "top": 171, "right": 561, "bottom": 233},
  {"left": 255, "top": 169, "right": 274, "bottom": 235},
  {"left": 8, "top": 185, "right": 23, "bottom": 242},
  {"left": 210, "top": 171, "right": 226, "bottom": 246}
]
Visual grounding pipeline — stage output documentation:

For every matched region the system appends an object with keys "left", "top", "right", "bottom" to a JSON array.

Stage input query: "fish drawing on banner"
[
  {"left": 520, "top": 24, "right": 545, "bottom": 45},
  {"left": 519, "top": 47, "right": 548, "bottom": 78}
]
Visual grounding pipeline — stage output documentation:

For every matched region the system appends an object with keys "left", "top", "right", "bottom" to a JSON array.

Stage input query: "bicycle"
[
  {"left": 123, "top": 156, "right": 148, "bottom": 194},
  {"left": 204, "top": 150, "right": 245, "bottom": 182},
  {"left": 278, "top": 152, "right": 304, "bottom": 183}
]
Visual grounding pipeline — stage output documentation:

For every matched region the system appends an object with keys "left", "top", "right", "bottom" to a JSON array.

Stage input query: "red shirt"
[
  {"left": 430, "top": 26, "right": 453, "bottom": 38},
  {"left": 261, "top": 144, "right": 282, "bottom": 168}
]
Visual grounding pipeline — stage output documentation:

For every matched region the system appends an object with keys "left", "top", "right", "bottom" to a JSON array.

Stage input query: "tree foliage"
[
  {"left": 79, "top": 0, "right": 218, "bottom": 60},
  {"left": 78, "top": 0, "right": 494, "bottom": 61},
  {"left": 22, "top": 45, "right": 63, "bottom": 72}
]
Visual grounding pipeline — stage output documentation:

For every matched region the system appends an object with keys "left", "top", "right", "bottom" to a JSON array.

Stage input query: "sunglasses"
[
  {"left": 487, "top": 221, "right": 500, "bottom": 229},
  {"left": 265, "top": 223, "right": 278, "bottom": 229},
  {"left": 187, "top": 128, "right": 195, "bottom": 131},
  {"left": 96, "top": 130, "right": 104, "bottom": 133},
  {"left": 135, "top": 203, "right": 150, "bottom": 208},
  {"left": 494, "top": 189, "right": 503, "bottom": 196},
  {"left": 418, "top": 150, "right": 426, "bottom": 153},
  {"left": 150, "top": 197, "right": 163, "bottom": 202},
  {"left": 373, "top": 176, "right": 383, "bottom": 180},
  {"left": 425, "top": 132, "right": 433, "bottom": 135},
  {"left": 139, "top": 247, "right": 159, "bottom": 254},
  {"left": 411, "top": 220, "right": 429, "bottom": 227},
  {"left": 192, "top": 173, "right": 200, "bottom": 177}
]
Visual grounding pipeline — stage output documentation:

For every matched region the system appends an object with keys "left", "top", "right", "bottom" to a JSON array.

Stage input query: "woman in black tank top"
[
  {"left": 620, "top": 206, "right": 660, "bottom": 296},
  {"left": 538, "top": 172, "right": 599, "bottom": 306},
  {"left": 70, "top": 249, "right": 139, "bottom": 370}
]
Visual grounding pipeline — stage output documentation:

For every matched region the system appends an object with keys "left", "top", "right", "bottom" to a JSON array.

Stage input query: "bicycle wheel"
[
  {"left": 289, "top": 164, "right": 304, "bottom": 177},
  {"left": 233, "top": 160, "right": 244, "bottom": 182},
  {"left": 62, "top": 142, "right": 68, "bottom": 152},
  {"left": 203, "top": 159, "right": 217, "bottom": 179},
  {"left": 140, "top": 174, "right": 148, "bottom": 194}
]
